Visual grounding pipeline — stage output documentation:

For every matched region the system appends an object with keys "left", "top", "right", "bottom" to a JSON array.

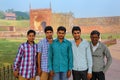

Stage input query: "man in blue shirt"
[
  {"left": 48, "top": 26, "right": 73, "bottom": 80},
  {"left": 71, "top": 26, "right": 92, "bottom": 80},
  {"left": 37, "top": 26, "right": 53, "bottom": 80}
]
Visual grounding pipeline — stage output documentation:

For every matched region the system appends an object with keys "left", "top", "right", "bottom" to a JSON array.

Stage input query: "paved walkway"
[
  {"left": 105, "top": 39, "right": 120, "bottom": 80},
  {"left": 36, "top": 39, "right": 120, "bottom": 80}
]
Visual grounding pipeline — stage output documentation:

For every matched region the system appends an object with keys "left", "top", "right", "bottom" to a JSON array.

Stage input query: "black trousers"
[
  {"left": 91, "top": 71, "right": 105, "bottom": 80},
  {"left": 72, "top": 70, "right": 88, "bottom": 80}
]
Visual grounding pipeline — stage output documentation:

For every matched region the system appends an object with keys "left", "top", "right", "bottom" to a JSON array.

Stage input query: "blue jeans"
[{"left": 53, "top": 72, "right": 68, "bottom": 80}]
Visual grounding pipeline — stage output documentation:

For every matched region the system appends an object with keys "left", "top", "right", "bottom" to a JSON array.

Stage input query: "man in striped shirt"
[
  {"left": 13, "top": 30, "right": 38, "bottom": 80},
  {"left": 37, "top": 26, "right": 53, "bottom": 80}
]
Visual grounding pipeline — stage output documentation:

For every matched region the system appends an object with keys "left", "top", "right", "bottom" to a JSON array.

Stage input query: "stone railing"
[{"left": 103, "top": 39, "right": 117, "bottom": 46}]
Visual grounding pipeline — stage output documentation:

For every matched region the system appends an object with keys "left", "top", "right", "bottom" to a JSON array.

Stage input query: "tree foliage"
[
  {"left": 14, "top": 11, "right": 29, "bottom": 20},
  {"left": 0, "top": 9, "right": 29, "bottom": 20},
  {"left": 0, "top": 11, "right": 5, "bottom": 19}
]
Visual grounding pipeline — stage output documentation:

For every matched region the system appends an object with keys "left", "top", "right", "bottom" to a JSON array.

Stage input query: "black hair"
[
  {"left": 44, "top": 26, "right": 53, "bottom": 33},
  {"left": 27, "top": 30, "right": 36, "bottom": 35},
  {"left": 57, "top": 26, "right": 66, "bottom": 32},
  {"left": 90, "top": 30, "right": 100, "bottom": 37},
  {"left": 72, "top": 26, "right": 81, "bottom": 33}
]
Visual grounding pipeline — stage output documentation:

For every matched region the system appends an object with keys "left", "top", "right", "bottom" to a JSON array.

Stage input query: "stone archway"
[
  {"left": 30, "top": 9, "right": 52, "bottom": 32},
  {"left": 41, "top": 21, "right": 46, "bottom": 31}
]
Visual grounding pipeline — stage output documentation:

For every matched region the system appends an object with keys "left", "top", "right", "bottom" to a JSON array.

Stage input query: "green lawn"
[
  {"left": 0, "top": 39, "right": 25, "bottom": 67},
  {"left": 0, "top": 19, "right": 29, "bottom": 27},
  {"left": 0, "top": 33, "right": 120, "bottom": 67},
  {"left": 0, "top": 38, "right": 41, "bottom": 67}
]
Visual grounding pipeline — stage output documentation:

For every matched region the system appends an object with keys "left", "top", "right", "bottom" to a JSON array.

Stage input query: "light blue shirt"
[
  {"left": 48, "top": 38, "right": 73, "bottom": 72},
  {"left": 71, "top": 39, "right": 92, "bottom": 73},
  {"left": 37, "top": 38, "right": 49, "bottom": 72}
]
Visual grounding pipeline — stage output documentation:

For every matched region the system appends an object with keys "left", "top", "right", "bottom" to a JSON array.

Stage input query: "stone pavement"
[
  {"left": 36, "top": 39, "right": 120, "bottom": 80},
  {"left": 105, "top": 39, "right": 120, "bottom": 80}
]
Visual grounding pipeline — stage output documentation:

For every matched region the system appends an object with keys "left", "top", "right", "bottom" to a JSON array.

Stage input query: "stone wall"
[{"left": 30, "top": 8, "right": 52, "bottom": 32}]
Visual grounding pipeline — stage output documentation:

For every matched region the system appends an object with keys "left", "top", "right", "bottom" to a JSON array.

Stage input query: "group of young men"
[{"left": 13, "top": 26, "right": 112, "bottom": 80}]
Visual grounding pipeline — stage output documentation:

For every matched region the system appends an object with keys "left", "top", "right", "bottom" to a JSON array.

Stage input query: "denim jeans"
[{"left": 53, "top": 72, "right": 68, "bottom": 80}]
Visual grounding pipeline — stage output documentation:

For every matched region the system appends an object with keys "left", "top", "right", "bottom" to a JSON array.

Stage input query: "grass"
[
  {"left": 0, "top": 19, "right": 29, "bottom": 28},
  {"left": 0, "top": 39, "right": 24, "bottom": 67},
  {"left": 0, "top": 38, "right": 40, "bottom": 67},
  {"left": 101, "top": 33, "right": 120, "bottom": 39},
  {"left": 0, "top": 33, "right": 120, "bottom": 67}
]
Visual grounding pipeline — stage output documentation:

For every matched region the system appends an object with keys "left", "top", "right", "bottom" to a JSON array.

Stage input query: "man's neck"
[
  {"left": 93, "top": 44, "right": 97, "bottom": 46},
  {"left": 92, "top": 42, "right": 99, "bottom": 46},
  {"left": 28, "top": 41, "right": 34, "bottom": 45},
  {"left": 75, "top": 38, "right": 82, "bottom": 42},
  {"left": 46, "top": 38, "right": 53, "bottom": 44},
  {"left": 75, "top": 38, "right": 82, "bottom": 46},
  {"left": 59, "top": 38, "right": 64, "bottom": 43}
]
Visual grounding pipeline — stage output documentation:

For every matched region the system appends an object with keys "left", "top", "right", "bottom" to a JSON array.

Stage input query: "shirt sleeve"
[
  {"left": 48, "top": 44, "right": 53, "bottom": 71},
  {"left": 37, "top": 41, "right": 42, "bottom": 53},
  {"left": 87, "top": 43, "right": 93, "bottom": 73},
  {"left": 13, "top": 44, "right": 23, "bottom": 71},
  {"left": 103, "top": 46, "right": 112, "bottom": 73},
  {"left": 68, "top": 42, "right": 73, "bottom": 70}
]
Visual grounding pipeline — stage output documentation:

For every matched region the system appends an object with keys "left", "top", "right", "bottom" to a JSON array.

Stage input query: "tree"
[
  {"left": 14, "top": 11, "right": 29, "bottom": 20},
  {"left": 5, "top": 8, "right": 14, "bottom": 13},
  {"left": 0, "top": 11, "right": 5, "bottom": 19}
]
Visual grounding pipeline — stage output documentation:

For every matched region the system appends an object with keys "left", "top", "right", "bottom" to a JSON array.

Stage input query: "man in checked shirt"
[
  {"left": 13, "top": 30, "right": 38, "bottom": 80},
  {"left": 37, "top": 26, "right": 53, "bottom": 80}
]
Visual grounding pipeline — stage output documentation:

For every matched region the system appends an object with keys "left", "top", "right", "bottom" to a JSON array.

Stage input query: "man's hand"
[
  {"left": 38, "top": 68, "right": 42, "bottom": 76},
  {"left": 13, "top": 70, "right": 19, "bottom": 78},
  {"left": 67, "top": 70, "right": 71, "bottom": 78},
  {"left": 87, "top": 73, "right": 92, "bottom": 80},
  {"left": 50, "top": 71, "right": 54, "bottom": 77}
]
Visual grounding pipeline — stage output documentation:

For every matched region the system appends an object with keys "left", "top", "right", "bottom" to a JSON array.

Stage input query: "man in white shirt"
[{"left": 71, "top": 26, "right": 92, "bottom": 80}]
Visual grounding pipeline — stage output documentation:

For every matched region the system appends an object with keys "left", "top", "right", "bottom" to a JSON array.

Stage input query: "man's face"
[
  {"left": 90, "top": 34, "right": 99, "bottom": 45},
  {"left": 27, "top": 33, "right": 35, "bottom": 42},
  {"left": 45, "top": 30, "right": 53, "bottom": 39},
  {"left": 72, "top": 30, "right": 81, "bottom": 40},
  {"left": 57, "top": 30, "right": 66, "bottom": 40}
]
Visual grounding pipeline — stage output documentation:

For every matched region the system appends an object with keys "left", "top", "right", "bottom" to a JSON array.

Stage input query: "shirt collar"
[
  {"left": 26, "top": 40, "right": 35, "bottom": 44},
  {"left": 55, "top": 38, "right": 66, "bottom": 42},
  {"left": 91, "top": 41, "right": 100, "bottom": 48},
  {"left": 45, "top": 38, "right": 49, "bottom": 42}
]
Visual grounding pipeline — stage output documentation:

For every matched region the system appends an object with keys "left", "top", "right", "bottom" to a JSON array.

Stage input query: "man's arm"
[
  {"left": 67, "top": 42, "right": 73, "bottom": 78},
  {"left": 87, "top": 44, "right": 93, "bottom": 73},
  {"left": 103, "top": 46, "right": 112, "bottom": 73},
  {"left": 68, "top": 42, "right": 73, "bottom": 70},
  {"left": 13, "top": 44, "right": 23, "bottom": 78},
  {"left": 37, "top": 52, "right": 42, "bottom": 76},
  {"left": 48, "top": 44, "right": 54, "bottom": 76},
  {"left": 37, "top": 41, "right": 43, "bottom": 76},
  {"left": 86, "top": 43, "right": 93, "bottom": 79}
]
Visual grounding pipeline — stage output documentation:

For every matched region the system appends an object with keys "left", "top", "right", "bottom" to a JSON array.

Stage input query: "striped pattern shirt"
[
  {"left": 37, "top": 38, "right": 49, "bottom": 72},
  {"left": 13, "top": 41, "right": 37, "bottom": 78}
]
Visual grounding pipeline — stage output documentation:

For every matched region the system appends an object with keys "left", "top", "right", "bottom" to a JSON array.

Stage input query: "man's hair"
[
  {"left": 44, "top": 26, "right": 53, "bottom": 33},
  {"left": 72, "top": 26, "right": 81, "bottom": 33},
  {"left": 57, "top": 26, "right": 66, "bottom": 32},
  {"left": 27, "top": 30, "right": 36, "bottom": 35},
  {"left": 90, "top": 30, "right": 100, "bottom": 37}
]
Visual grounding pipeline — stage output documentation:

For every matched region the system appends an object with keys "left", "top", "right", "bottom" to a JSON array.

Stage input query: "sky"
[{"left": 0, "top": 0, "right": 120, "bottom": 18}]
